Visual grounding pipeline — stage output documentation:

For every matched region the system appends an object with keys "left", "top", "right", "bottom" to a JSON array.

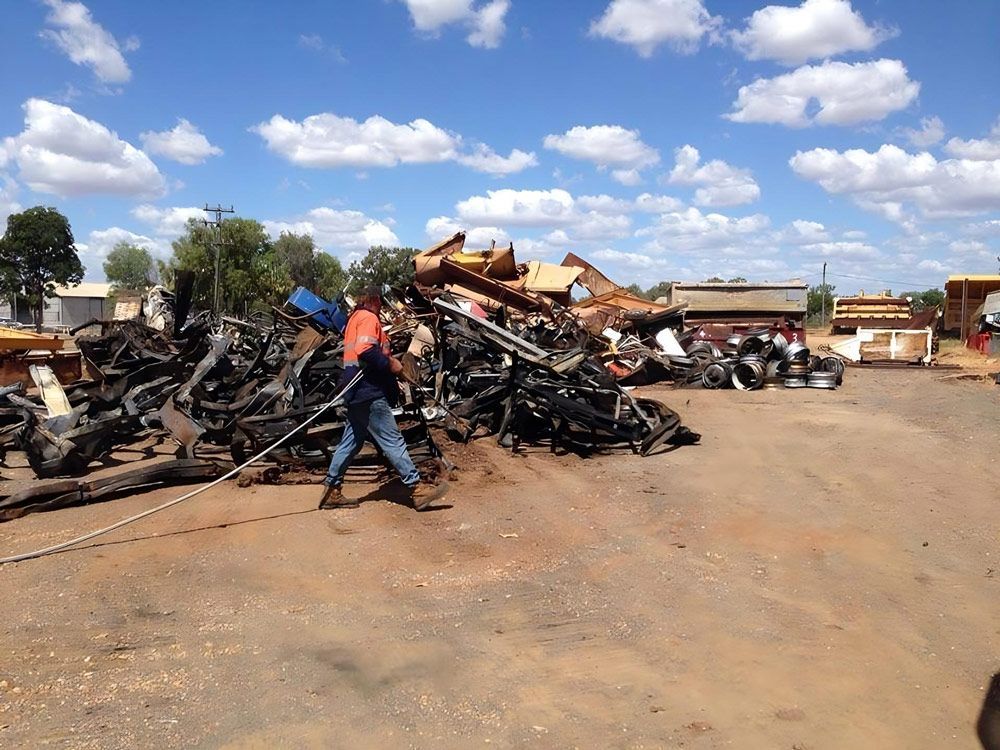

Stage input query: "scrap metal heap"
[{"left": 0, "top": 232, "right": 702, "bottom": 521}]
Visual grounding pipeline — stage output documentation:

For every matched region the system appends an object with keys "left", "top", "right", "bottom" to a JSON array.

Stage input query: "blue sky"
[{"left": 1, "top": 0, "right": 999, "bottom": 294}]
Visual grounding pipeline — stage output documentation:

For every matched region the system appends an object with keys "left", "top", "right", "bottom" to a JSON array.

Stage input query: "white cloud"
[
  {"left": 947, "top": 240, "right": 996, "bottom": 263},
  {"left": 779, "top": 219, "right": 830, "bottom": 244},
  {"left": 592, "top": 248, "right": 672, "bottom": 269},
  {"left": 445, "top": 187, "right": 633, "bottom": 244},
  {"left": 789, "top": 143, "right": 1000, "bottom": 218},
  {"left": 589, "top": 0, "right": 722, "bottom": 57},
  {"left": 86, "top": 227, "right": 161, "bottom": 259},
  {"left": 399, "top": 0, "right": 510, "bottom": 48},
  {"left": 40, "top": 0, "right": 135, "bottom": 84},
  {"left": 730, "top": 0, "right": 895, "bottom": 65},
  {"left": 543, "top": 125, "right": 660, "bottom": 170},
  {"left": 251, "top": 110, "right": 533, "bottom": 175},
  {"left": 916, "top": 259, "right": 948, "bottom": 274},
  {"left": 139, "top": 119, "right": 223, "bottom": 165},
  {"left": 799, "top": 241, "right": 879, "bottom": 259},
  {"left": 962, "top": 219, "right": 1000, "bottom": 237},
  {"left": 264, "top": 207, "right": 399, "bottom": 254},
  {"left": 0, "top": 174, "right": 21, "bottom": 225},
  {"left": 3, "top": 99, "right": 165, "bottom": 198},
  {"left": 944, "top": 117, "right": 1000, "bottom": 161},
  {"left": 131, "top": 205, "right": 205, "bottom": 237},
  {"left": 725, "top": 59, "right": 919, "bottom": 128},
  {"left": 638, "top": 206, "right": 771, "bottom": 253},
  {"left": 425, "top": 216, "right": 510, "bottom": 247},
  {"left": 634, "top": 193, "right": 684, "bottom": 213},
  {"left": 667, "top": 145, "right": 760, "bottom": 206},
  {"left": 252, "top": 112, "right": 457, "bottom": 168},
  {"left": 455, "top": 143, "right": 538, "bottom": 176},
  {"left": 456, "top": 188, "right": 576, "bottom": 227},
  {"left": 901, "top": 116, "right": 945, "bottom": 148},
  {"left": 75, "top": 226, "right": 166, "bottom": 280},
  {"left": 611, "top": 168, "right": 643, "bottom": 186},
  {"left": 577, "top": 194, "right": 633, "bottom": 214},
  {"left": 467, "top": 0, "right": 510, "bottom": 48}
]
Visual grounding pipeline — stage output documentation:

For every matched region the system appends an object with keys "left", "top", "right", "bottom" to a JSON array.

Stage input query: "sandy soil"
[{"left": 1, "top": 367, "right": 998, "bottom": 749}]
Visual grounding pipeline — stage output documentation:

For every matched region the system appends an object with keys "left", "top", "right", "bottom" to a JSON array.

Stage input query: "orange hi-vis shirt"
[
  {"left": 343, "top": 308, "right": 390, "bottom": 367},
  {"left": 340, "top": 308, "right": 397, "bottom": 405}
]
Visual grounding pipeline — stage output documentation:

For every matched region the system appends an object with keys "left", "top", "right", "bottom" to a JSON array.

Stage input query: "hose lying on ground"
[{"left": 0, "top": 371, "right": 364, "bottom": 565}]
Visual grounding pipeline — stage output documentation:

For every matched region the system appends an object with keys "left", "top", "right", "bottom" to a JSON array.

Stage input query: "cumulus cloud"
[
  {"left": 40, "top": 0, "right": 135, "bottom": 84},
  {"left": 455, "top": 188, "right": 577, "bottom": 227},
  {"left": 399, "top": 0, "right": 510, "bottom": 48},
  {"left": 634, "top": 193, "right": 684, "bottom": 213},
  {"left": 798, "top": 240, "right": 879, "bottom": 259},
  {"left": 962, "top": 219, "right": 1000, "bottom": 237},
  {"left": 440, "top": 187, "right": 634, "bottom": 245},
  {"left": 730, "top": 0, "right": 896, "bottom": 65},
  {"left": 667, "top": 145, "right": 760, "bottom": 206},
  {"left": 589, "top": 0, "right": 722, "bottom": 57},
  {"left": 455, "top": 143, "right": 539, "bottom": 176},
  {"left": 789, "top": 143, "right": 1000, "bottom": 218},
  {"left": 725, "top": 59, "right": 920, "bottom": 127},
  {"left": 425, "top": 216, "right": 511, "bottom": 247},
  {"left": 901, "top": 116, "right": 946, "bottom": 148},
  {"left": 944, "top": 117, "right": 1000, "bottom": 161},
  {"left": 75, "top": 226, "right": 166, "bottom": 280},
  {"left": 0, "top": 175, "right": 22, "bottom": 225},
  {"left": 264, "top": 207, "right": 399, "bottom": 253},
  {"left": 948, "top": 239, "right": 993, "bottom": 257},
  {"left": 3, "top": 99, "right": 165, "bottom": 198},
  {"left": 916, "top": 258, "right": 949, "bottom": 274},
  {"left": 612, "top": 169, "right": 643, "bottom": 186},
  {"left": 779, "top": 219, "right": 830, "bottom": 244},
  {"left": 139, "top": 119, "right": 223, "bottom": 165},
  {"left": 86, "top": 226, "right": 162, "bottom": 259},
  {"left": 637, "top": 206, "right": 771, "bottom": 253},
  {"left": 543, "top": 125, "right": 660, "bottom": 172},
  {"left": 251, "top": 110, "right": 534, "bottom": 175},
  {"left": 131, "top": 204, "right": 205, "bottom": 237}
]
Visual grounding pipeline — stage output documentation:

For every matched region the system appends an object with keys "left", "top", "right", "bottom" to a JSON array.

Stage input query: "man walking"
[{"left": 319, "top": 286, "right": 447, "bottom": 511}]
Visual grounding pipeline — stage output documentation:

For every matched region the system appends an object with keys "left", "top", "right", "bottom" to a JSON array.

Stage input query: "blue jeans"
[{"left": 324, "top": 397, "right": 421, "bottom": 488}]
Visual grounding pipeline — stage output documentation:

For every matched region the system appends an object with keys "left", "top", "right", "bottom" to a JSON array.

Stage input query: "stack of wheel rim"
[{"left": 684, "top": 330, "right": 845, "bottom": 392}]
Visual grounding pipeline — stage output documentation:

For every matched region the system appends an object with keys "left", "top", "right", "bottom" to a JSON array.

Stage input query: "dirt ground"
[{"left": 1, "top": 364, "right": 998, "bottom": 749}]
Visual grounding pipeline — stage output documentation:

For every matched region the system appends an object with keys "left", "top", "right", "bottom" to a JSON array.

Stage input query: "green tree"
[
  {"left": 645, "top": 281, "right": 672, "bottom": 301},
  {"left": 727, "top": 276, "right": 748, "bottom": 283},
  {"left": 274, "top": 232, "right": 317, "bottom": 289},
  {"left": 315, "top": 252, "right": 348, "bottom": 299},
  {"left": 624, "top": 283, "right": 650, "bottom": 299},
  {"left": 103, "top": 242, "right": 155, "bottom": 292},
  {"left": 0, "top": 206, "right": 84, "bottom": 331},
  {"left": 164, "top": 217, "right": 288, "bottom": 314},
  {"left": 807, "top": 283, "right": 836, "bottom": 321},
  {"left": 703, "top": 276, "right": 725, "bottom": 283},
  {"left": 899, "top": 288, "right": 945, "bottom": 311},
  {"left": 346, "top": 245, "right": 416, "bottom": 292}
]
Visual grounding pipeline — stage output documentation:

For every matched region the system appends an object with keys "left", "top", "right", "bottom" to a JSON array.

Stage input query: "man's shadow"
[{"left": 979, "top": 672, "right": 1000, "bottom": 750}]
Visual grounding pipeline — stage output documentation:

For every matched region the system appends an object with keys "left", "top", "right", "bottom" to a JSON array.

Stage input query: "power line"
[{"left": 822, "top": 271, "right": 942, "bottom": 290}]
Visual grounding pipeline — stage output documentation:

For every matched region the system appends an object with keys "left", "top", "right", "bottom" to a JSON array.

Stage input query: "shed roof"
[{"left": 53, "top": 282, "right": 112, "bottom": 299}]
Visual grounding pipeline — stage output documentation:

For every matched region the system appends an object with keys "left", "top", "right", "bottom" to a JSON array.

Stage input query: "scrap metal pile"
[{"left": 0, "top": 233, "right": 702, "bottom": 521}]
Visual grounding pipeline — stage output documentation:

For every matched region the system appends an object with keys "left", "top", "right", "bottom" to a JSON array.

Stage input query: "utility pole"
[
  {"left": 821, "top": 262, "right": 827, "bottom": 329},
  {"left": 202, "top": 204, "right": 235, "bottom": 313}
]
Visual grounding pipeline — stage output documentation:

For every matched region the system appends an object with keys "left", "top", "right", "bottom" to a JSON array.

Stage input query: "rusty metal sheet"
[{"left": 560, "top": 252, "right": 619, "bottom": 298}]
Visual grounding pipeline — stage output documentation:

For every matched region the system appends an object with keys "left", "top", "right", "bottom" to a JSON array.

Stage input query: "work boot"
[
  {"left": 318, "top": 485, "right": 358, "bottom": 510},
  {"left": 409, "top": 480, "right": 449, "bottom": 511}
]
